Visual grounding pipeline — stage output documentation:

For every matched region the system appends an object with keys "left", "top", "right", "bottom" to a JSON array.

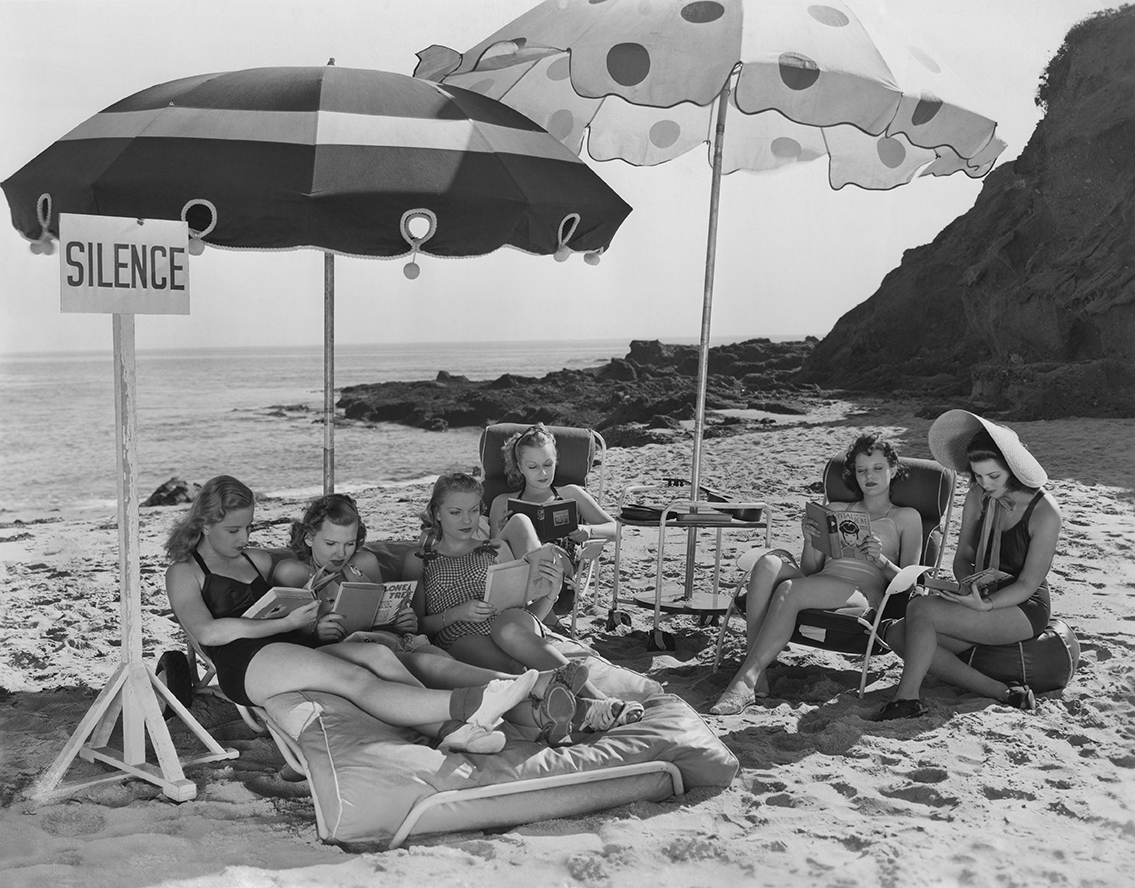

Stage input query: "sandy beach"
[{"left": 1, "top": 401, "right": 1132, "bottom": 887}]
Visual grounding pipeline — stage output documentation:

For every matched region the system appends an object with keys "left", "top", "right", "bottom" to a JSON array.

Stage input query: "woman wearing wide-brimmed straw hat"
[{"left": 875, "top": 411, "right": 1062, "bottom": 720}]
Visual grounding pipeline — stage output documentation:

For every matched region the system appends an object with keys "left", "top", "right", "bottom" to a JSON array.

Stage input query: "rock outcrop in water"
[
  {"left": 799, "top": 7, "right": 1135, "bottom": 419},
  {"left": 337, "top": 338, "right": 818, "bottom": 445}
]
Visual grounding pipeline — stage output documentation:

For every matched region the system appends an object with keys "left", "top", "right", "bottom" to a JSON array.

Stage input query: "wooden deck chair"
[
  {"left": 478, "top": 423, "right": 608, "bottom": 636},
  {"left": 713, "top": 455, "right": 955, "bottom": 696}
]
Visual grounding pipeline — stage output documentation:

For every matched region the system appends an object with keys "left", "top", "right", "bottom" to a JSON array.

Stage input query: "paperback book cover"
[
  {"left": 805, "top": 502, "right": 871, "bottom": 560},
  {"left": 332, "top": 581, "right": 417, "bottom": 634}
]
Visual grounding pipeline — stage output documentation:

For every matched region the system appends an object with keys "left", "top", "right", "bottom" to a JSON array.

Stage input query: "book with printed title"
[
  {"left": 805, "top": 502, "right": 871, "bottom": 560},
  {"left": 331, "top": 581, "right": 416, "bottom": 634},
  {"left": 507, "top": 497, "right": 578, "bottom": 542}
]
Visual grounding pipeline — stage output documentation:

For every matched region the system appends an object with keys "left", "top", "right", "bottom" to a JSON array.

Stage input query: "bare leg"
[
  {"left": 889, "top": 595, "right": 1035, "bottom": 702},
  {"left": 721, "top": 575, "right": 871, "bottom": 698},
  {"left": 739, "top": 553, "right": 804, "bottom": 695},
  {"left": 498, "top": 513, "right": 542, "bottom": 559},
  {"left": 247, "top": 643, "right": 457, "bottom": 734},
  {"left": 489, "top": 609, "right": 609, "bottom": 699}
]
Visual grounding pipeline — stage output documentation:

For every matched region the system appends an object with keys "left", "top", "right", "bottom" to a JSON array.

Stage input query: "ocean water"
[{"left": 0, "top": 339, "right": 632, "bottom": 522}]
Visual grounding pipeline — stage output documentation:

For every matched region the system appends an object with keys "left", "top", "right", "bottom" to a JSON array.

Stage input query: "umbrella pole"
[
  {"left": 682, "top": 81, "right": 731, "bottom": 597},
  {"left": 323, "top": 252, "right": 335, "bottom": 494}
]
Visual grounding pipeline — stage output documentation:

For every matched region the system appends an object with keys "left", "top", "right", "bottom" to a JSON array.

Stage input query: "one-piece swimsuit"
[
  {"left": 816, "top": 508, "right": 902, "bottom": 607},
  {"left": 420, "top": 540, "right": 502, "bottom": 650},
  {"left": 971, "top": 490, "right": 1050, "bottom": 637},
  {"left": 193, "top": 550, "right": 315, "bottom": 707}
]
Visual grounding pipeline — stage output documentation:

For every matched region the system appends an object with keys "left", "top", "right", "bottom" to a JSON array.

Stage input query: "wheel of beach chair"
[{"left": 155, "top": 650, "right": 194, "bottom": 717}]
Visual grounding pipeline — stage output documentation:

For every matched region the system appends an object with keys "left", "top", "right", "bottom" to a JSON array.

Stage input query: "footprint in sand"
[{"left": 880, "top": 784, "right": 959, "bottom": 808}]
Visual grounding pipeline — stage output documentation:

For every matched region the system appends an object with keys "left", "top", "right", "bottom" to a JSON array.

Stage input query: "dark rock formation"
[
  {"left": 143, "top": 477, "right": 201, "bottom": 507},
  {"left": 800, "top": 7, "right": 1135, "bottom": 419},
  {"left": 337, "top": 337, "right": 818, "bottom": 436}
]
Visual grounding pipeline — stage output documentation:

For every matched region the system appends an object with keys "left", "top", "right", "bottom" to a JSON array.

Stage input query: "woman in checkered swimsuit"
[
  {"left": 403, "top": 473, "right": 645, "bottom": 733},
  {"left": 421, "top": 539, "right": 502, "bottom": 649}
]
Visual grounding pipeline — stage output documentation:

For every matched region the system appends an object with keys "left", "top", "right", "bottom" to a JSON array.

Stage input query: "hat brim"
[{"left": 928, "top": 410, "right": 1047, "bottom": 487}]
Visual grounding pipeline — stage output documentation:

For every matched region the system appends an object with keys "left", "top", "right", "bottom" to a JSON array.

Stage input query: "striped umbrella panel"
[{"left": 3, "top": 66, "right": 631, "bottom": 257}]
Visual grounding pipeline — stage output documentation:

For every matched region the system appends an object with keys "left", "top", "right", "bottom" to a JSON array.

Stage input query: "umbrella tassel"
[
  {"left": 554, "top": 213, "right": 580, "bottom": 262},
  {"left": 28, "top": 193, "right": 55, "bottom": 255},
  {"left": 401, "top": 208, "right": 438, "bottom": 279}
]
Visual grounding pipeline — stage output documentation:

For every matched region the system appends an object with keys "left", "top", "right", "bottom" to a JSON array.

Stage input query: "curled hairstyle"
[
  {"left": 841, "top": 433, "right": 906, "bottom": 499},
  {"left": 164, "top": 475, "right": 254, "bottom": 563},
  {"left": 502, "top": 422, "right": 558, "bottom": 488},
  {"left": 288, "top": 493, "right": 367, "bottom": 562},
  {"left": 965, "top": 431, "right": 1027, "bottom": 491},
  {"left": 419, "top": 472, "right": 484, "bottom": 541}
]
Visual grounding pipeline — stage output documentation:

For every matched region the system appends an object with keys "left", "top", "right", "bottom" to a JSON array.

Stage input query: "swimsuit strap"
[{"left": 191, "top": 548, "right": 262, "bottom": 577}]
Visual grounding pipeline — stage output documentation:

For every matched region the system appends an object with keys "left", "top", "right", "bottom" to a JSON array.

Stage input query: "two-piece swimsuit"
[{"left": 193, "top": 550, "right": 315, "bottom": 707}]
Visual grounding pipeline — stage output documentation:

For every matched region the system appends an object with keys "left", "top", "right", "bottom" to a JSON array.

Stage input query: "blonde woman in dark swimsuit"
[
  {"left": 875, "top": 411, "right": 1060, "bottom": 720},
  {"left": 165, "top": 475, "right": 568, "bottom": 755},
  {"left": 710, "top": 434, "right": 924, "bottom": 715}
]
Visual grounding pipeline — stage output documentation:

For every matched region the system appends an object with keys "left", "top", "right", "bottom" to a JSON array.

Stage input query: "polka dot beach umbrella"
[
  {"left": 415, "top": 0, "right": 1007, "bottom": 497},
  {"left": 2, "top": 64, "right": 632, "bottom": 490}
]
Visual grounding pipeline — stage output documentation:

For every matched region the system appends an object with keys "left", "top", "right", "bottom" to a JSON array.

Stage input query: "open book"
[
  {"left": 923, "top": 568, "right": 1014, "bottom": 594},
  {"left": 805, "top": 502, "right": 871, "bottom": 560},
  {"left": 483, "top": 544, "right": 563, "bottom": 611},
  {"left": 243, "top": 586, "right": 315, "bottom": 621},
  {"left": 507, "top": 497, "right": 578, "bottom": 542},
  {"left": 331, "top": 581, "right": 416, "bottom": 634}
]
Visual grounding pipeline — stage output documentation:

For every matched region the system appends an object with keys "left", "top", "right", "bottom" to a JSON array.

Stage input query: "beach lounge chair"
[
  {"left": 256, "top": 637, "right": 738, "bottom": 848},
  {"left": 712, "top": 454, "right": 956, "bottom": 696},
  {"left": 478, "top": 422, "right": 608, "bottom": 636}
]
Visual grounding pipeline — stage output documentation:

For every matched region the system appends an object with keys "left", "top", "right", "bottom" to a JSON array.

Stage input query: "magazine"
[
  {"left": 507, "top": 497, "right": 579, "bottom": 542},
  {"left": 483, "top": 543, "right": 563, "bottom": 611},
  {"left": 805, "top": 502, "right": 871, "bottom": 560},
  {"left": 922, "top": 568, "right": 1014, "bottom": 595},
  {"left": 243, "top": 586, "right": 315, "bottom": 621},
  {"left": 332, "top": 581, "right": 417, "bottom": 634}
]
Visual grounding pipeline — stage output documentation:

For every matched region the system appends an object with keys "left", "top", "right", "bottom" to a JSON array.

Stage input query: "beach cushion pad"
[
  {"left": 264, "top": 648, "right": 738, "bottom": 845},
  {"left": 961, "top": 619, "right": 1080, "bottom": 693}
]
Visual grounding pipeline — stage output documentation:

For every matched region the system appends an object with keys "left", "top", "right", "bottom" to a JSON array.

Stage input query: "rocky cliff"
[{"left": 799, "top": 6, "right": 1135, "bottom": 419}]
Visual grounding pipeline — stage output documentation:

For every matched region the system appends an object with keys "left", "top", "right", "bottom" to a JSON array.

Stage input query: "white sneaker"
[
  {"left": 438, "top": 723, "right": 507, "bottom": 754},
  {"left": 469, "top": 669, "right": 540, "bottom": 729}
]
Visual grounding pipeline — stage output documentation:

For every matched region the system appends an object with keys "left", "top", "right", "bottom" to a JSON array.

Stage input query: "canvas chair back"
[
  {"left": 478, "top": 423, "right": 604, "bottom": 510},
  {"left": 822, "top": 454, "right": 955, "bottom": 570}
]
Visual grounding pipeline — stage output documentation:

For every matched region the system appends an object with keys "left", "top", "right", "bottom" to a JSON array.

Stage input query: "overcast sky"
[{"left": 0, "top": 0, "right": 1116, "bottom": 354}]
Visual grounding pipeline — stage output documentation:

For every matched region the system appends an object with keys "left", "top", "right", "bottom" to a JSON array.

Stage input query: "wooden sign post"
[{"left": 34, "top": 214, "right": 237, "bottom": 802}]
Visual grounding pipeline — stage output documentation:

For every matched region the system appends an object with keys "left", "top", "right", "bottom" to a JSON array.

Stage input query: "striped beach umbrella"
[
  {"left": 3, "top": 65, "right": 632, "bottom": 489},
  {"left": 2, "top": 64, "right": 630, "bottom": 260}
]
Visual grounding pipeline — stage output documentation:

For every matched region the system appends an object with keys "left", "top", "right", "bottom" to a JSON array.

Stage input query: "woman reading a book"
[
  {"left": 710, "top": 434, "right": 924, "bottom": 715},
  {"left": 166, "top": 475, "right": 585, "bottom": 754},
  {"left": 874, "top": 411, "right": 1060, "bottom": 720},
  {"left": 488, "top": 423, "right": 617, "bottom": 618},
  {"left": 272, "top": 493, "right": 417, "bottom": 646},
  {"left": 405, "top": 472, "right": 644, "bottom": 738}
]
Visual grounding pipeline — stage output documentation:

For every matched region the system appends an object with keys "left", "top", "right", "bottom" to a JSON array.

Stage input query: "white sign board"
[{"left": 59, "top": 213, "right": 190, "bottom": 314}]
